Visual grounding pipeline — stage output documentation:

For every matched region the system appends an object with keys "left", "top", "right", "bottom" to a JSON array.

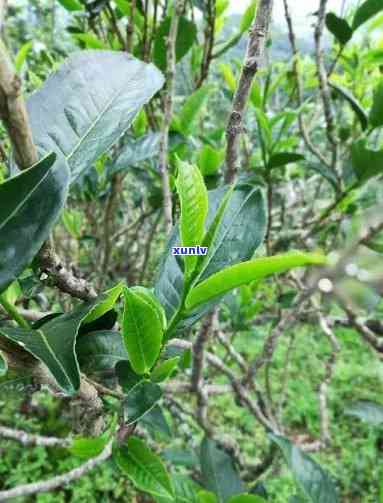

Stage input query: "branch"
[
  {"left": 0, "top": 425, "right": 70, "bottom": 448},
  {"left": 225, "top": 0, "right": 274, "bottom": 183},
  {"left": 158, "top": 0, "right": 185, "bottom": 234},
  {"left": 0, "top": 441, "right": 112, "bottom": 501}
]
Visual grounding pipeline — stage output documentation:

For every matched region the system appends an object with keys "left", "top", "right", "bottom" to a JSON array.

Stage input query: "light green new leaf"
[
  {"left": 325, "top": 13, "right": 353, "bottom": 45},
  {"left": 186, "top": 252, "right": 326, "bottom": 310},
  {"left": 2, "top": 281, "right": 21, "bottom": 306},
  {"left": 130, "top": 286, "right": 167, "bottom": 330},
  {"left": 0, "top": 351, "right": 7, "bottom": 377},
  {"left": 114, "top": 436, "right": 174, "bottom": 499},
  {"left": 15, "top": 41, "right": 33, "bottom": 72},
  {"left": 351, "top": 139, "right": 383, "bottom": 182},
  {"left": 369, "top": 80, "right": 383, "bottom": 129},
  {"left": 122, "top": 287, "right": 163, "bottom": 374},
  {"left": 69, "top": 417, "right": 116, "bottom": 460},
  {"left": 270, "top": 434, "right": 338, "bottom": 503},
  {"left": 352, "top": 0, "right": 383, "bottom": 30},
  {"left": 72, "top": 33, "right": 107, "bottom": 49},
  {"left": 57, "top": 0, "right": 83, "bottom": 10},
  {"left": 27, "top": 51, "right": 164, "bottom": 182},
  {"left": 198, "top": 491, "right": 218, "bottom": 503},
  {"left": 123, "top": 380, "right": 163, "bottom": 424},
  {"left": 83, "top": 282, "right": 124, "bottom": 324},
  {"left": 0, "top": 300, "right": 99, "bottom": 395},
  {"left": 151, "top": 357, "right": 180, "bottom": 383},
  {"left": 197, "top": 145, "right": 225, "bottom": 176},
  {"left": 176, "top": 158, "right": 208, "bottom": 278},
  {"left": 240, "top": 0, "right": 258, "bottom": 33},
  {"left": 329, "top": 82, "right": 368, "bottom": 131},
  {"left": 0, "top": 152, "right": 69, "bottom": 294}
]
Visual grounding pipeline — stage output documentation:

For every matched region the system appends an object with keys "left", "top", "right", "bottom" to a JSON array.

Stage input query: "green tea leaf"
[
  {"left": 369, "top": 80, "right": 383, "bottom": 129},
  {"left": 240, "top": 0, "right": 258, "bottom": 33},
  {"left": 352, "top": 0, "right": 383, "bottom": 30},
  {"left": 270, "top": 434, "right": 338, "bottom": 503},
  {"left": 267, "top": 152, "right": 305, "bottom": 170},
  {"left": 176, "top": 158, "right": 208, "bottom": 278},
  {"left": 228, "top": 496, "right": 267, "bottom": 503},
  {"left": 123, "top": 380, "right": 163, "bottom": 425},
  {"left": 325, "top": 13, "right": 353, "bottom": 45},
  {"left": 0, "top": 153, "right": 69, "bottom": 294},
  {"left": 154, "top": 16, "right": 197, "bottom": 72},
  {"left": 186, "top": 252, "right": 326, "bottom": 310},
  {"left": 200, "top": 437, "right": 243, "bottom": 503},
  {"left": 0, "top": 300, "right": 99, "bottom": 395},
  {"left": 197, "top": 145, "right": 225, "bottom": 176},
  {"left": 114, "top": 436, "right": 174, "bottom": 499},
  {"left": 0, "top": 351, "right": 7, "bottom": 377},
  {"left": 151, "top": 357, "right": 180, "bottom": 383},
  {"left": 14, "top": 41, "right": 33, "bottom": 72},
  {"left": 130, "top": 286, "right": 167, "bottom": 330},
  {"left": 122, "top": 287, "right": 163, "bottom": 374},
  {"left": 329, "top": 82, "right": 368, "bottom": 130},
  {"left": 345, "top": 400, "right": 383, "bottom": 425},
  {"left": 175, "top": 85, "right": 213, "bottom": 136},
  {"left": 76, "top": 330, "right": 128, "bottom": 373},
  {"left": 198, "top": 491, "right": 218, "bottom": 503},
  {"left": 83, "top": 282, "right": 124, "bottom": 324},
  {"left": 57, "top": 0, "right": 83, "bottom": 10},
  {"left": 27, "top": 51, "right": 164, "bottom": 182},
  {"left": 351, "top": 139, "right": 383, "bottom": 182}
]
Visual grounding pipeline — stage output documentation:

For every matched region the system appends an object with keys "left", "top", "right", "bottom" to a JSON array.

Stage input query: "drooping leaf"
[
  {"left": 176, "top": 158, "right": 208, "bottom": 278},
  {"left": 57, "top": 0, "right": 83, "bottom": 10},
  {"left": 123, "top": 380, "right": 163, "bottom": 425},
  {"left": 270, "top": 434, "right": 338, "bottom": 503},
  {"left": 0, "top": 300, "right": 99, "bottom": 395},
  {"left": 0, "top": 351, "right": 7, "bottom": 377},
  {"left": 0, "top": 153, "right": 69, "bottom": 294},
  {"left": 174, "top": 85, "right": 213, "bottom": 136},
  {"left": 122, "top": 287, "right": 163, "bottom": 375},
  {"left": 154, "top": 184, "right": 267, "bottom": 330},
  {"left": 369, "top": 80, "right": 383, "bottom": 129},
  {"left": 352, "top": 0, "right": 383, "bottom": 30},
  {"left": 76, "top": 330, "right": 128, "bottom": 373},
  {"left": 351, "top": 139, "right": 383, "bottom": 182},
  {"left": 153, "top": 16, "right": 197, "bottom": 72},
  {"left": 200, "top": 437, "right": 244, "bottom": 503},
  {"left": 267, "top": 152, "right": 305, "bottom": 170},
  {"left": 151, "top": 357, "right": 180, "bottom": 383},
  {"left": 186, "top": 252, "right": 326, "bottom": 310},
  {"left": 329, "top": 82, "right": 368, "bottom": 130},
  {"left": 197, "top": 145, "right": 225, "bottom": 176},
  {"left": 325, "top": 13, "right": 353, "bottom": 45},
  {"left": 345, "top": 400, "right": 383, "bottom": 425},
  {"left": 83, "top": 282, "right": 124, "bottom": 324},
  {"left": 114, "top": 436, "right": 174, "bottom": 499},
  {"left": 27, "top": 51, "right": 164, "bottom": 182}
]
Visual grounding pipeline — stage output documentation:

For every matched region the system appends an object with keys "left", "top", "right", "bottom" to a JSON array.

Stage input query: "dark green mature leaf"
[
  {"left": 141, "top": 405, "right": 172, "bottom": 438},
  {"left": 352, "top": 0, "right": 383, "bottom": 30},
  {"left": 153, "top": 16, "right": 197, "bottom": 72},
  {"left": 270, "top": 434, "right": 339, "bottom": 503},
  {"left": 0, "top": 351, "right": 7, "bottom": 377},
  {"left": 112, "top": 133, "right": 160, "bottom": 174},
  {"left": 154, "top": 184, "right": 267, "bottom": 330},
  {"left": 27, "top": 51, "right": 164, "bottom": 182},
  {"left": 369, "top": 80, "right": 383, "bottom": 129},
  {"left": 0, "top": 153, "right": 69, "bottom": 294},
  {"left": 345, "top": 400, "right": 383, "bottom": 425},
  {"left": 200, "top": 437, "right": 244, "bottom": 503},
  {"left": 122, "top": 287, "right": 163, "bottom": 374},
  {"left": 0, "top": 300, "right": 98, "bottom": 395},
  {"left": 114, "top": 436, "right": 174, "bottom": 499},
  {"left": 123, "top": 380, "right": 163, "bottom": 425},
  {"left": 76, "top": 330, "right": 128, "bottom": 373},
  {"left": 329, "top": 82, "right": 368, "bottom": 130},
  {"left": 351, "top": 139, "right": 383, "bottom": 182},
  {"left": 57, "top": 0, "right": 83, "bottom": 10},
  {"left": 325, "top": 13, "right": 353, "bottom": 45},
  {"left": 176, "top": 158, "right": 208, "bottom": 278},
  {"left": 186, "top": 252, "right": 326, "bottom": 310},
  {"left": 267, "top": 152, "right": 305, "bottom": 170}
]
